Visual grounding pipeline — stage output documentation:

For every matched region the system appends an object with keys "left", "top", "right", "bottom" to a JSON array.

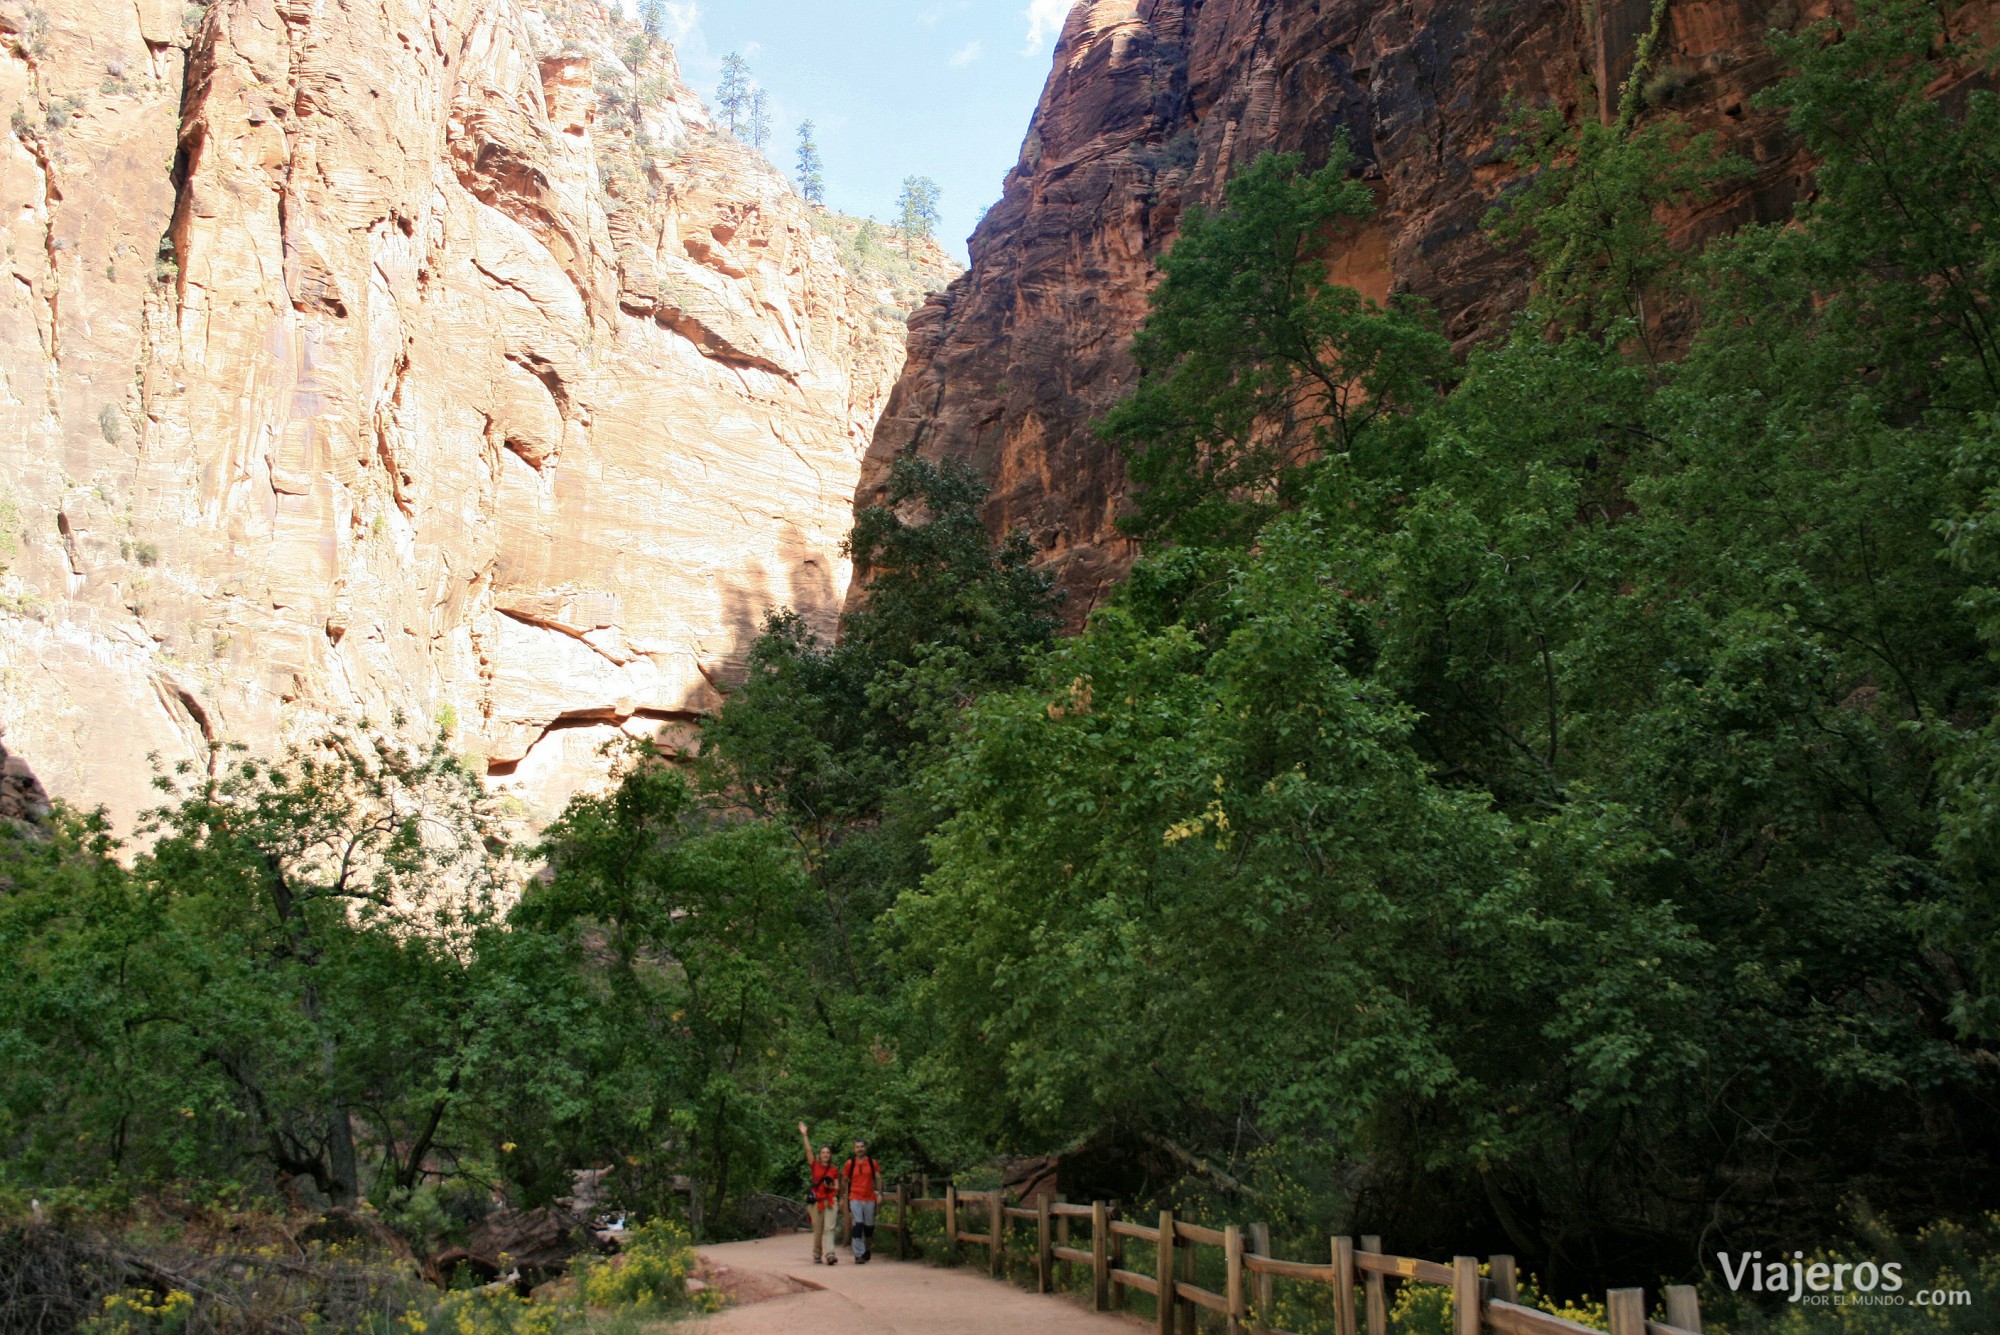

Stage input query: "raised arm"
[{"left": 798, "top": 1121, "right": 814, "bottom": 1165}]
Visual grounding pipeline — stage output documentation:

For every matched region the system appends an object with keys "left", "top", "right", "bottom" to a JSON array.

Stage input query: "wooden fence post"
[
  {"left": 1178, "top": 1224, "right": 1197, "bottom": 1335},
  {"left": 921, "top": 1172, "right": 931, "bottom": 1200},
  {"left": 1225, "top": 1224, "right": 1247, "bottom": 1335},
  {"left": 1112, "top": 1209, "right": 1128, "bottom": 1310},
  {"left": 1490, "top": 1255, "right": 1517, "bottom": 1304},
  {"left": 1056, "top": 1195, "right": 1071, "bottom": 1290},
  {"left": 1362, "top": 1235, "right": 1387, "bottom": 1335},
  {"left": 1454, "top": 1257, "right": 1482, "bottom": 1335},
  {"left": 945, "top": 1184, "right": 959, "bottom": 1265},
  {"left": 1608, "top": 1288, "right": 1647, "bottom": 1335},
  {"left": 1156, "top": 1210, "right": 1177, "bottom": 1335},
  {"left": 991, "top": 1189, "right": 1005, "bottom": 1277},
  {"left": 1036, "top": 1195, "right": 1052, "bottom": 1293},
  {"left": 896, "top": 1183, "right": 909, "bottom": 1261},
  {"left": 1664, "top": 1285, "right": 1703, "bottom": 1332},
  {"left": 1250, "top": 1222, "right": 1274, "bottom": 1319},
  {"left": 1091, "top": 1201, "right": 1111, "bottom": 1312},
  {"left": 1334, "top": 1237, "right": 1357, "bottom": 1335}
]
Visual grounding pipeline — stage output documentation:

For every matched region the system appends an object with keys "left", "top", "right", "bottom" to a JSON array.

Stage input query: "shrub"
[
  {"left": 82, "top": 1288, "right": 193, "bottom": 1335},
  {"left": 0, "top": 1210, "right": 433, "bottom": 1335},
  {"left": 1640, "top": 63, "right": 1694, "bottom": 107},
  {"left": 1135, "top": 128, "right": 1199, "bottom": 174},
  {"left": 423, "top": 1288, "right": 575, "bottom": 1335},
  {"left": 0, "top": 491, "right": 17, "bottom": 573},
  {"left": 1256, "top": 1259, "right": 1608, "bottom": 1334},
  {"left": 577, "top": 1218, "right": 720, "bottom": 1313}
]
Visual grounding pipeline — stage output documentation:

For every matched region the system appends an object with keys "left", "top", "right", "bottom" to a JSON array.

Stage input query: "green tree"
[
  {"left": 887, "top": 0, "right": 2000, "bottom": 1271},
  {"left": 1685, "top": 0, "right": 2000, "bottom": 1039},
  {"left": 704, "top": 457, "right": 1059, "bottom": 841},
  {"left": 0, "top": 732, "right": 524, "bottom": 1209},
  {"left": 843, "top": 456, "right": 1061, "bottom": 687},
  {"left": 715, "top": 52, "right": 751, "bottom": 136},
  {"left": 0, "top": 810, "right": 197, "bottom": 1186},
  {"left": 523, "top": 758, "right": 811, "bottom": 1232},
  {"left": 795, "top": 120, "right": 825, "bottom": 205},
  {"left": 746, "top": 88, "right": 771, "bottom": 149},
  {"left": 896, "top": 175, "right": 940, "bottom": 254},
  {"left": 135, "top": 732, "right": 512, "bottom": 1204},
  {"left": 1488, "top": 107, "right": 1740, "bottom": 353},
  {"left": 696, "top": 458, "right": 1058, "bottom": 1172},
  {"left": 1098, "top": 146, "right": 1455, "bottom": 551}
]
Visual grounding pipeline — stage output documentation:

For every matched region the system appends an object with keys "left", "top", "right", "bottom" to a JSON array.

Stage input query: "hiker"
[
  {"left": 842, "top": 1137, "right": 882, "bottom": 1264},
  {"left": 798, "top": 1121, "right": 842, "bottom": 1265}
]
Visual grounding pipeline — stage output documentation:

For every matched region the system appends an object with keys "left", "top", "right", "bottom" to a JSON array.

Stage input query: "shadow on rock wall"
[
  {"left": 0, "top": 735, "right": 52, "bottom": 832},
  {"left": 482, "top": 557, "right": 840, "bottom": 823}
]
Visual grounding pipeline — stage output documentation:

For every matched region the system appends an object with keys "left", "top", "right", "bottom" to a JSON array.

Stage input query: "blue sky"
[{"left": 650, "top": 1, "right": 1074, "bottom": 263}]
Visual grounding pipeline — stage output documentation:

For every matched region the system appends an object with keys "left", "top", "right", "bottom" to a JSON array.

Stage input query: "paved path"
[{"left": 692, "top": 1233, "right": 1145, "bottom": 1333}]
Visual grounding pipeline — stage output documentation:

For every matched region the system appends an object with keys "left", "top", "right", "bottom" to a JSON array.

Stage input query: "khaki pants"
[{"left": 811, "top": 1201, "right": 841, "bottom": 1259}]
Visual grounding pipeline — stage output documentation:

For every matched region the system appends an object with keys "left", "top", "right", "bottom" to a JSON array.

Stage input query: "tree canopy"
[
  {"left": 715, "top": 52, "right": 751, "bottom": 137},
  {"left": 896, "top": 176, "right": 941, "bottom": 252},
  {"left": 796, "top": 120, "right": 825, "bottom": 205}
]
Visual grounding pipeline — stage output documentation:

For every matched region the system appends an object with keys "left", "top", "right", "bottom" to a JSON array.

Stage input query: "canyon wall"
[
  {"left": 858, "top": 0, "right": 1848, "bottom": 621},
  {"left": 0, "top": 0, "right": 952, "bottom": 828}
]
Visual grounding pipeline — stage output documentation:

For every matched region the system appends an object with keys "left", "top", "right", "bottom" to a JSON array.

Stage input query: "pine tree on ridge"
[{"left": 796, "top": 120, "right": 826, "bottom": 205}]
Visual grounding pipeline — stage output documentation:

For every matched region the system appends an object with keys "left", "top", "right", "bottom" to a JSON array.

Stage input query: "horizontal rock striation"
[{"left": 0, "top": 0, "right": 953, "bottom": 827}]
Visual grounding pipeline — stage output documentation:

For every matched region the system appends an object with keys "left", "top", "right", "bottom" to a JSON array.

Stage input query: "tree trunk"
[
  {"left": 327, "top": 1102, "right": 358, "bottom": 1205},
  {"left": 710, "top": 1144, "right": 732, "bottom": 1229}
]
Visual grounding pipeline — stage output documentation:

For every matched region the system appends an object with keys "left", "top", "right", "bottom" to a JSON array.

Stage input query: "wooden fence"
[{"left": 872, "top": 1182, "right": 1705, "bottom": 1335}]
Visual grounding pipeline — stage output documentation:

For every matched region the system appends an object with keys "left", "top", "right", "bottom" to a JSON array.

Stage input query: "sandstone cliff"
[
  {"left": 0, "top": 0, "right": 954, "bottom": 827},
  {"left": 858, "top": 0, "right": 1883, "bottom": 621}
]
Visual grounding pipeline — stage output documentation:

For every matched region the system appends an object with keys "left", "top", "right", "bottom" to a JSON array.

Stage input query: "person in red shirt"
[
  {"left": 797, "top": 1121, "right": 842, "bottom": 1265},
  {"left": 841, "top": 1138, "right": 882, "bottom": 1264}
]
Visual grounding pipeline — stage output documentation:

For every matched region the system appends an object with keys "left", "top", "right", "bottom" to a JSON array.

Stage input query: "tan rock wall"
[{"left": 0, "top": 0, "right": 952, "bottom": 828}]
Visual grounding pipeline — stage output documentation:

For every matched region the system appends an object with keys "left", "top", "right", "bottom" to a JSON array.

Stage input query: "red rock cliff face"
[{"left": 856, "top": 0, "right": 1833, "bottom": 620}]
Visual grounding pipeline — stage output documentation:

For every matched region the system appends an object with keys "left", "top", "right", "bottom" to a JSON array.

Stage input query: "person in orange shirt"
[
  {"left": 841, "top": 1138, "right": 882, "bottom": 1264},
  {"left": 797, "top": 1121, "right": 843, "bottom": 1265}
]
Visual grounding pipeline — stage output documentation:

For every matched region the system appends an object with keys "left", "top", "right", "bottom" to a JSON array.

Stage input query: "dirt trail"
[{"left": 692, "top": 1233, "right": 1145, "bottom": 1333}]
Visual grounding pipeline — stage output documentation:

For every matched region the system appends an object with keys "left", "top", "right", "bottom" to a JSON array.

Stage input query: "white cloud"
[
  {"left": 920, "top": 1, "right": 972, "bottom": 25},
  {"left": 1023, "top": 0, "right": 1071, "bottom": 51},
  {"left": 661, "top": 1, "right": 700, "bottom": 39},
  {"left": 948, "top": 39, "right": 983, "bottom": 67}
]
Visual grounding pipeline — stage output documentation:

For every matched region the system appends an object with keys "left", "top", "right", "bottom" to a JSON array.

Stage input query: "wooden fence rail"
[{"left": 875, "top": 1182, "right": 1703, "bottom": 1335}]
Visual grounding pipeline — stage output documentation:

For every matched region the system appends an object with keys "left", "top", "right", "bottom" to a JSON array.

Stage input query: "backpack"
[{"left": 842, "top": 1155, "right": 881, "bottom": 1199}]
